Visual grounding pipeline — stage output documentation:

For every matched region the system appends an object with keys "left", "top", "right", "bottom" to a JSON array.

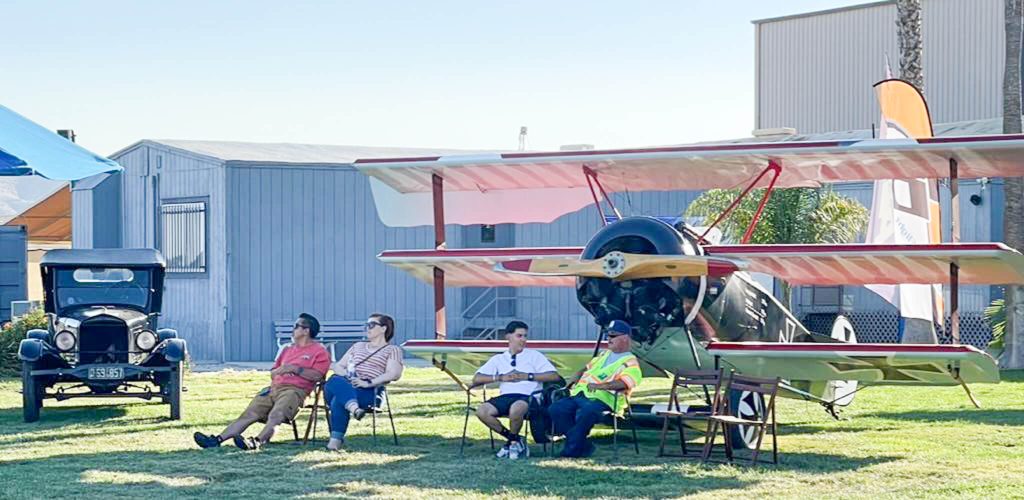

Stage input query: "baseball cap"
[{"left": 606, "top": 320, "right": 632, "bottom": 337}]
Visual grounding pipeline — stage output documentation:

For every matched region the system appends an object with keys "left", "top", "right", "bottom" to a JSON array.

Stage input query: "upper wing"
[
  {"left": 355, "top": 135, "right": 1024, "bottom": 194},
  {"left": 380, "top": 243, "right": 1024, "bottom": 287},
  {"left": 706, "top": 242, "right": 1024, "bottom": 285},
  {"left": 706, "top": 342, "right": 998, "bottom": 385}
]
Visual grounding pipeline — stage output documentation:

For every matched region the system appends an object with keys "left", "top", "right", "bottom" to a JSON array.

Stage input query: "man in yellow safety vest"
[{"left": 549, "top": 320, "right": 643, "bottom": 458}]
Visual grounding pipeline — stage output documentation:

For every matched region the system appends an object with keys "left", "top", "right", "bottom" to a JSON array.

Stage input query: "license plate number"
[{"left": 88, "top": 367, "right": 124, "bottom": 379}]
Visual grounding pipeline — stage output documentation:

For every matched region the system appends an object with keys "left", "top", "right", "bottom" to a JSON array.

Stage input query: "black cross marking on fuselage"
[{"left": 826, "top": 356, "right": 947, "bottom": 382}]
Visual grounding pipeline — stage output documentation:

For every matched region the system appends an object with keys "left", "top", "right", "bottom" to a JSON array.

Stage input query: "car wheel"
[
  {"left": 165, "top": 361, "right": 183, "bottom": 420},
  {"left": 727, "top": 389, "right": 764, "bottom": 450},
  {"left": 22, "top": 362, "right": 41, "bottom": 423}
]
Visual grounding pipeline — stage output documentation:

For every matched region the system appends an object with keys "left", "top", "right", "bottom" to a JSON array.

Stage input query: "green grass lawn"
[{"left": 1, "top": 367, "right": 1023, "bottom": 499}]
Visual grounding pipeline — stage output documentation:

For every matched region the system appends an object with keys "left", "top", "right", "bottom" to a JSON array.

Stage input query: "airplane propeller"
[{"left": 495, "top": 251, "right": 746, "bottom": 280}]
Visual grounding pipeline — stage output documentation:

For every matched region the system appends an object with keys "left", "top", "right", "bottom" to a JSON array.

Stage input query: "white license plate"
[{"left": 88, "top": 367, "right": 124, "bottom": 379}]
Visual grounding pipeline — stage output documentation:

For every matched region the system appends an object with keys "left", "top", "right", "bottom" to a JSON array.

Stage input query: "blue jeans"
[
  {"left": 324, "top": 375, "right": 377, "bottom": 441},
  {"left": 548, "top": 393, "right": 610, "bottom": 457}
]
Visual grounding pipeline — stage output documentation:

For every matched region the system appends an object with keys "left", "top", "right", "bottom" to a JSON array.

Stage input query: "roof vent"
[
  {"left": 560, "top": 144, "right": 595, "bottom": 151},
  {"left": 751, "top": 127, "right": 797, "bottom": 138}
]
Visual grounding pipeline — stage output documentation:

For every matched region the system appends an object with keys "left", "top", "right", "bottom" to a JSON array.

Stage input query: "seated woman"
[{"left": 324, "top": 313, "right": 404, "bottom": 450}]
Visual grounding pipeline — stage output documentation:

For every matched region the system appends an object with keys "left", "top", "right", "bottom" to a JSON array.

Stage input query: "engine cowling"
[{"left": 576, "top": 217, "right": 706, "bottom": 345}]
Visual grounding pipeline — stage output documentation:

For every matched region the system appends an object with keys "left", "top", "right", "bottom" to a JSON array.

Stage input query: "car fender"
[
  {"left": 18, "top": 338, "right": 48, "bottom": 362},
  {"left": 27, "top": 329, "right": 50, "bottom": 342},
  {"left": 157, "top": 328, "right": 178, "bottom": 342},
  {"left": 160, "top": 338, "right": 188, "bottom": 363}
]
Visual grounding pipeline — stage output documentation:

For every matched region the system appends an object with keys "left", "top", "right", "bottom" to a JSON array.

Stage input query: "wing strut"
[
  {"left": 432, "top": 173, "right": 447, "bottom": 340},
  {"left": 700, "top": 161, "right": 783, "bottom": 244},
  {"left": 583, "top": 165, "right": 621, "bottom": 226}
]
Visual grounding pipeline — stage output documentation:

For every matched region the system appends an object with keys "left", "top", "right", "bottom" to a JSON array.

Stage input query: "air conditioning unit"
[{"left": 11, "top": 300, "right": 41, "bottom": 319}]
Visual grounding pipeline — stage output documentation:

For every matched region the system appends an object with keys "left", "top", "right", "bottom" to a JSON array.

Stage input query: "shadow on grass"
[
  {"left": 0, "top": 430, "right": 897, "bottom": 500},
  {"left": 861, "top": 408, "right": 1024, "bottom": 426}
]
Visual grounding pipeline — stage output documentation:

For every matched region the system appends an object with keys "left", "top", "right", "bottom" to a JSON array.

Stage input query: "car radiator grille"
[{"left": 79, "top": 318, "right": 130, "bottom": 364}]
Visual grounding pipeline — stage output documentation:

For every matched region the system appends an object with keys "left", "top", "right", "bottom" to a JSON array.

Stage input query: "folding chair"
[
  {"left": 701, "top": 373, "right": 780, "bottom": 466},
  {"left": 368, "top": 384, "right": 399, "bottom": 446},
  {"left": 298, "top": 381, "right": 329, "bottom": 444},
  {"left": 656, "top": 369, "right": 725, "bottom": 459},
  {"left": 299, "top": 380, "right": 398, "bottom": 446},
  {"left": 545, "top": 388, "right": 639, "bottom": 460},
  {"left": 459, "top": 383, "right": 534, "bottom": 457}
]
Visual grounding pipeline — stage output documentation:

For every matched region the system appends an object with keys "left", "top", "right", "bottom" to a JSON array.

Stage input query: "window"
[
  {"left": 161, "top": 201, "right": 207, "bottom": 273},
  {"left": 481, "top": 224, "right": 496, "bottom": 243}
]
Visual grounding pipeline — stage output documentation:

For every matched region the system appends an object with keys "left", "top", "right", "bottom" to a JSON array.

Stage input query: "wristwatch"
[
  {"left": 527, "top": 373, "right": 535, "bottom": 381},
  {"left": 296, "top": 367, "right": 304, "bottom": 376}
]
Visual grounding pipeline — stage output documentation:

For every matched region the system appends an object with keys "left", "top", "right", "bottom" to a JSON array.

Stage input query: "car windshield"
[{"left": 55, "top": 268, "right": 151, "bottom": 311}]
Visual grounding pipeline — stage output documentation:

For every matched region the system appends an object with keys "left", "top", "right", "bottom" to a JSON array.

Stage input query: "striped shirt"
[{"left": 334, "top": 342, "right": 403, "bottom": 380}]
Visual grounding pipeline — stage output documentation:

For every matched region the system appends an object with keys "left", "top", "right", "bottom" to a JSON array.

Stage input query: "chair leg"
[
  {"left": 750, "top": 425, "right": 765, "bottom": 466},
  {"left": 701, "top": 420, "right": 719, "bottom": 461},
  {"left": 772, "top": 418, "right": 778, "bottom": 464},
  {"left": 629, "top": 417, "right": 639, "bottom": 455},
  {"left": 291, "top": 419, "right": 300, "bottom": 441},
  {"left": 460, "top": 402, "right": 471, "bottom": 458},
  {"left": 657, "top": 416, "right": 670, "bottom": 457},
  {"left": 371, "top": 404, "right": 378, "bottom": 447},
  {"left": 722, "top": 423, "right": 734, "bottom": 463},
  {"left": 385, "top": 391, "right": 398, "bottom": 445},
  {"left": 612, "top": 414, "right": 620, "bottom": 461},
  {"left": 678, "top": 417, "right": 687, "bottom": 456}
]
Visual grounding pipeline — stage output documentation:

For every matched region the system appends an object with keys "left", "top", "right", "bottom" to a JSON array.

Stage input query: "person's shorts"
[
  {"left": 484, "top": 394, "right": 531, "bottom": 417},
  {"left": 240, "top": 385, "right": 308, "bottom": 423}
]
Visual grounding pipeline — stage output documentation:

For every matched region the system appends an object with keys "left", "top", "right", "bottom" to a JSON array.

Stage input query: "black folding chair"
[
  {"left": 545, "top": 387, "right": 639, "bottom": 460},
  {"left": 300, "top": 381, "right": 398, "bottom": 446},
  {"left": 459, "top": 382, "right": 534, "bottom": 457}
]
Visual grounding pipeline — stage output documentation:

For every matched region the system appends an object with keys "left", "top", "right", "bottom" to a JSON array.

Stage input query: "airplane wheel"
[
  {"left": 829, "top": 315, "right": 858, "bottom": 407},
  {"left": 727, "top": 389, "right": 764, "bottom": 450}
]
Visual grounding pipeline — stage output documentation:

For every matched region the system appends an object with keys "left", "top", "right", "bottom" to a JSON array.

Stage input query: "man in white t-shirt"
[{"left": 473, "top": 320, "right": 560, "bottom": 459}]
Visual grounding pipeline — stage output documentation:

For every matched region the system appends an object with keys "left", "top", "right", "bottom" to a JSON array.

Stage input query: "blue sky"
[{"left": 3, "top": 1, "right": 864, "bottom": 157}]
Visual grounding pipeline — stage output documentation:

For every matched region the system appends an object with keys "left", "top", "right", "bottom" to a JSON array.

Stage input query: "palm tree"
[
  {"left": 896, "top": 0, "right": 924, "bottom": 90},
  {"left": 1003, "top": 0, "right": 1024, "bottom": 368},
  {"left": 684, "top": 187, "right": 868, "bottom": 307}
]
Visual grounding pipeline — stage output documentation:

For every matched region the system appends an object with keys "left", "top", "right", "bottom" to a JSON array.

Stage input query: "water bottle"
[{"left": 347, "top": 359, "right": 356, "bottom": 378}]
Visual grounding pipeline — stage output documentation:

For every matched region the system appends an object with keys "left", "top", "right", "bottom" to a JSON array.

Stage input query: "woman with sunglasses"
[{"left": 324, "top": 313, "right": 404, "bottom": 451}]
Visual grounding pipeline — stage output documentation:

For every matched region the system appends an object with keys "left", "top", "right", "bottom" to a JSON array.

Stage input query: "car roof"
[{"left": 40, "top": 248, "right": 166, "bottom": 267}]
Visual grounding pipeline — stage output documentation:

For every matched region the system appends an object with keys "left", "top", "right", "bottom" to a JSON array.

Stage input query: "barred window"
[{"left": 161, "top": 201, "right": 207, "bottom": 273}]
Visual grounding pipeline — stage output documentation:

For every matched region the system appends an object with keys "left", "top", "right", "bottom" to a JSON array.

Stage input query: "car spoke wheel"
[
  {"left": 22, "top": 362, "right": 41, "bottom": 423},
  {"left": 165, "top": 361, "right": 183, "bottom": 420},
  {"left": 728, "top": 389, "right": 764, "bottom": 450}
]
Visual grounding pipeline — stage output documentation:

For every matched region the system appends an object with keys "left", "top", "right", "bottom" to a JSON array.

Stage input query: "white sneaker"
[
  {"left": 508, "top": 439, "right": 529, "bottom": 460},
  {"left": 496, "top": 444, "right": 510, "bottom": 458}
]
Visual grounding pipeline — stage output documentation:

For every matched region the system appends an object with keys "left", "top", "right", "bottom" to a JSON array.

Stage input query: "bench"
[{"left": 274, "top": 320, "right": 366, "bottom": 362}]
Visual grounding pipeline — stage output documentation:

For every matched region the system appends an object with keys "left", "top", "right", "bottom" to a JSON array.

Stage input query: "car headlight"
[
  {"left": 135, "top": 330, "right": 158, "bottom": 351},
  {"left": 54, "top": 330, "right": 76, "bottom": 352}
]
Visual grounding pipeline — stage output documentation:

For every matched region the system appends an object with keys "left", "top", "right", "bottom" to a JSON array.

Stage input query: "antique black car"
[{"left": 18, "top": 249, "right": 186, "bottom": 422}]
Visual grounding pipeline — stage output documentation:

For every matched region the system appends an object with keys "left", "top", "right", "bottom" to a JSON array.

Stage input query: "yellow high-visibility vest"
[{"left": 571, "top": 350, "right": 643, "bottom": 414}]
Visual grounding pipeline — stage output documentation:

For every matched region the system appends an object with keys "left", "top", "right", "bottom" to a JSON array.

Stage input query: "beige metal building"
[{"left": 755, "top": 0, "right": 1006, "bottom": 134}]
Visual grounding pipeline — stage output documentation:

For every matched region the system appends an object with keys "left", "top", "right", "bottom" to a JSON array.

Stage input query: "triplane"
[
  {"left": 18, "top": 249, "right": 187, "bottom": 422},
  {"left": 354, "top": 79, "right": 1024, "bottom": 449}
]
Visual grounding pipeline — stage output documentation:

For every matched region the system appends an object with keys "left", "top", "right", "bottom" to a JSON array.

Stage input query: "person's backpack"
[{"left": 527, "top": 378, "right": 567, "bottom": 444}]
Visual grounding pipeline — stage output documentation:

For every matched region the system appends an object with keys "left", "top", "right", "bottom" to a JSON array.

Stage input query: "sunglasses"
[
  {"left": 364, "top": 321, "right": 383, "bottom": 329},
  {"left": 510, "top": 353, "right": 517, "bottom": 367},
  {"left": 293, "top": 323, "right": 309, "bottom": 330}
]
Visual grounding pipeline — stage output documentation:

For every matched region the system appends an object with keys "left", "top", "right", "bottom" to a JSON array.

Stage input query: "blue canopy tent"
[{"left": 0, "top": 105, "right": 122, "bottom": 180}]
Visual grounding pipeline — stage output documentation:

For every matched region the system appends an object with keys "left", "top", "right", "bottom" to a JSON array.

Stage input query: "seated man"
[
  {"left": 472, "top": 320, "right": 560, "bottom": 459},
  {"left": 548, "top": 320, "right": 643, "bottom": 458},
  {"left": 193, "top": 312, "right": 330, "bottom": 450}
]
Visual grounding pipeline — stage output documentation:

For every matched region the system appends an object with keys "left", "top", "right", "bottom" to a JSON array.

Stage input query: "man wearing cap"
[
  {"left": 548, "top": 320, "right": 643, "bottom": 458},
  {"left": 192, "top": 312, "right": 330, "bottom": 450}
]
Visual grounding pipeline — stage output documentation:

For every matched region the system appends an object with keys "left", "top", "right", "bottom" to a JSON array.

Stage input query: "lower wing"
[
  {"left": 706, "top": 342, "right": 998, "bottom": 385},
  {"left": 403, "top": 339, "right": 663, "bottom": 378}
]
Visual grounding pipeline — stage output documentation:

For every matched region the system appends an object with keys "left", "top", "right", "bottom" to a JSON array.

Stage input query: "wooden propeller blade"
[{"left": 496, "top": 252, "right": 745, "bottom": 280}]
